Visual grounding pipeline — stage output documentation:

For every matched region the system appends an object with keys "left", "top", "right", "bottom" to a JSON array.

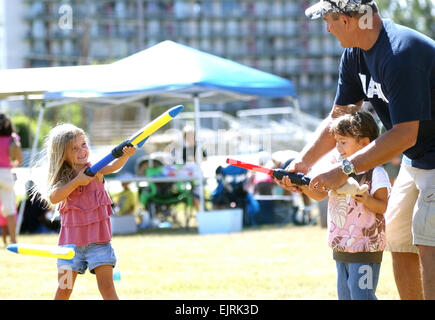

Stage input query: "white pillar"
[{"left": 193, "top": 94, "right": 205, "bottom": 212}]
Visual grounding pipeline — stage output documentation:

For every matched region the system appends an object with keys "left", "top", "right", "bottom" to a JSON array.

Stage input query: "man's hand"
[
  {"left": 285, "top": 158, "right": 310, "bottom": 175},
  {"left": 309, "top": 164, "right": 348, "bottom": 191},
  {"left": 273, "top": 158, "right": 309, "bottom": 193}
]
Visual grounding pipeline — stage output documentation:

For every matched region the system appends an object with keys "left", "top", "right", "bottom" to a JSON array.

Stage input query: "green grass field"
[{"left": 0, "top": 224, "right": 400, "bottom": 300}]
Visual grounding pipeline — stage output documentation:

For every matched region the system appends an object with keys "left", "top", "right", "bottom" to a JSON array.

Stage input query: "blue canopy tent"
[
  {"left": 0, "top": 40, "right": 297, "bottom": 229},
  {"left": 43, "top": 40, "right": 296, "bottom": 102}
]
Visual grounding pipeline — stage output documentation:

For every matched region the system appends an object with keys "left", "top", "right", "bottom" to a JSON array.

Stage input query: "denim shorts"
[
  {"left": 336, "top": 262, "right": 381, "bottom": 300},
  {"left": 57, "top": 242, "right": 117, "bottom": 275}
]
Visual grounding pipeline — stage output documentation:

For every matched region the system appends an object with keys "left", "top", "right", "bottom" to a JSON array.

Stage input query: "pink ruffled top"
[
  {"left": 58, "top": 178, "right": 113, "bottom": 246},
  {"left": 327, "top": 176, "right": 386, "bottom": 253}
]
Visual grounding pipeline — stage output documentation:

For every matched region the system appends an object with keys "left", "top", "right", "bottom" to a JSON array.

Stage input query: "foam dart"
[
  {"left": 226, "top": 158, "right": 311, "bottom": 186},
  {"left": 85, "top": 105, "right": 184, "bottom": 176},
  {"left": 7, "top": 243, "right": 75, "bottom": 260}
]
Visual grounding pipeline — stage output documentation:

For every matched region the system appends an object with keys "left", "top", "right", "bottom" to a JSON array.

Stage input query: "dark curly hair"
[
  {"left": 329, "top": 111, "right": 379, "bottom": 142},
  {"left": 0, "top": 113, "right": 13, "bottom": 136}
]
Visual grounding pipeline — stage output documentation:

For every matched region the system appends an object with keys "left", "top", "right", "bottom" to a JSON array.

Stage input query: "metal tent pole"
[
  {"left": 193, "top": 94, "right": 205, "bottom": 212},
  {"left": 16, "top": 100, "right": 46, "bottom": 234}
]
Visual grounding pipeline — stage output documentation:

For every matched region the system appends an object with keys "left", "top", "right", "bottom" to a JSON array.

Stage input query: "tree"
[
  {"left": 12, "top": 113, "right": 52, "bottom": 149},
  {"left": 45, "top": 103, "right": 88, "bottom": 130},
  {"left": 11, "top": 103, "right": 86, "bottom": 150},
  {"left": 378, "top": 0, "right": 434, "bottom": 39}
]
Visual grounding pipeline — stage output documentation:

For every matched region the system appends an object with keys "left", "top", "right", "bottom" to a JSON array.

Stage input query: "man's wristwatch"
[{"left": 341, "top": 159, "right": 355, "bottom": 175}]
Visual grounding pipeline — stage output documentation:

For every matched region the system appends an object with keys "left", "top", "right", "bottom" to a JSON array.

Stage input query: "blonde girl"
[{"left": 41, "top": 123, "right": 135, "bottom": 300}]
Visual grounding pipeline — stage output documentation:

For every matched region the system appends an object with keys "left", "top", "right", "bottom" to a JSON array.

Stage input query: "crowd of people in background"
[{"left": 1, "top": 0, "right": 433, "bottom": 301}]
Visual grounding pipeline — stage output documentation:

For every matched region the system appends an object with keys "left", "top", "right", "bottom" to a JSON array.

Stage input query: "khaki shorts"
[
  {"left": 385, "top": 163, "right": 435, "bottom": 253},
  {"left": 0, "top": 168, "right": 16, "bottom": 217}
]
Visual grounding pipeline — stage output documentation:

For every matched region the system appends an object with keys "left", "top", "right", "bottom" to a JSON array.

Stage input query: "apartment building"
[
  {"left": 21, "top": 0, "right": 343, "bottom": 117},
  {"left": 0, "top": 1, "right": 27, "bottom": 111}
]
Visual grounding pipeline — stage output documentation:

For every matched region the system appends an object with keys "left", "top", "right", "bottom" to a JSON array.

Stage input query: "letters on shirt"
[{"left": 358, "top": 73, "right": 389, "bottom": 103}]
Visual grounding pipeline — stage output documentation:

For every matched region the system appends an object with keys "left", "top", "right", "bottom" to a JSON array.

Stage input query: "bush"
[
  {"left": 11, "top": 115, "right": 32, "bottom": 148},
  {"left": 11, "top": 114, "right": 52, "bottom": 149}
]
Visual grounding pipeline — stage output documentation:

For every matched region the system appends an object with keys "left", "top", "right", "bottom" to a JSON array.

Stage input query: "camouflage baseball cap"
[{"left": 305, "top": 0, "right": 376, "bottom": 19}]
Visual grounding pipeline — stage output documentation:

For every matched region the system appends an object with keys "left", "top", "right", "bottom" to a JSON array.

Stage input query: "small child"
[
  {"left": 279, "top": 111, "right": 390, "bottom": 300},
  {"left": 38, "top": 123, "right": 136, "bottom": 300},
  {"left": 113, "top": 181, "right": 137, "bottom": 216}
]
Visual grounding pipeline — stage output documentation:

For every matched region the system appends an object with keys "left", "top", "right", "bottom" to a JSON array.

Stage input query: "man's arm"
[
  {"left": 296, "top": 115, "right": 336, "bottom": 173},
  {"left": 349, "top": 120, "right": 418, "bottom": 173},
  {"left": 276, "top": 103, "right": 362, "bottom": 192},
  {"left": 310, "top": 120, "right": 419, "bottom": 191},
  {"left": 289, "top": 103, "right": 362, "bottom": 173}
]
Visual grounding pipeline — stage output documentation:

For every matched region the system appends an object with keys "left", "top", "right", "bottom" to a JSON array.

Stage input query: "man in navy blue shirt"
[{"left": 276, "top": 0, "right": 435, "bottom": 299}]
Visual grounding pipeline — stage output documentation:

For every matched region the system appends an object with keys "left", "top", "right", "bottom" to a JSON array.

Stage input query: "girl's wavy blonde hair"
[{"left": 42, "top": 123, "right": 88, "bottom": 205}]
